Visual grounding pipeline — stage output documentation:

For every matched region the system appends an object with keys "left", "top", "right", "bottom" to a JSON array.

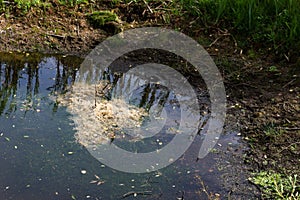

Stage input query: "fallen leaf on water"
[
  {"left": 90, "top": 180, "right": 98, "bottom": 184},
  {"left": 97, "top": 181, "right": 105, "bottom": 185},
  {"left": 90, "top": 175, "right": 105, "bottom": 185}
]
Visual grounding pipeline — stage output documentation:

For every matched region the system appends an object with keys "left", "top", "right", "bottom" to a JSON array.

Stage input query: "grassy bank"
[
  {"left": 2, "top": 0, "right": 299, "bottom": 59},
  {"left": 177, "top": 0, "right": 300, "bottom": 60},
  {"left": 2, "top": 0, "right": 299, "bottom": 60}
]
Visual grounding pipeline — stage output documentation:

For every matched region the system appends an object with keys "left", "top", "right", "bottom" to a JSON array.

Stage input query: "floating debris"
[
  {"left": 56, "top": 81, "right": 148, "bottom": 146},
  {"left": 90, "top": 175, "right": 105, "bottom": 185},
  {"left": 122, "top": 191, "right": 152, "bottom": 198}
]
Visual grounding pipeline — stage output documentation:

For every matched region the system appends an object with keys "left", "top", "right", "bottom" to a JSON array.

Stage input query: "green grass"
[
  {"left": 262, "top": 123, "right": 284, "bottom": 138},
  {"left": 250, "top": 171, "right": 300, "bottom": 199},
  {"left": 58, "top": 0, "right": 88, "bottom": 6},
  {"left": 0, "top": 0, "right": 86, "bottom": 14},
  {"left": 1, "top": 0, "right": 299, "bottom": 57},
  {"left": 0, "top": 0, "right": 47, "bottom": 13},
  {"left": 177, "top": 0, "right": 300, "bottom": 57}
]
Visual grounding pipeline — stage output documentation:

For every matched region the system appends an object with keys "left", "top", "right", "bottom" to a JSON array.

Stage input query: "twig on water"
[{"left": 122, "top": 191, "right": 152, "bottom": 199}]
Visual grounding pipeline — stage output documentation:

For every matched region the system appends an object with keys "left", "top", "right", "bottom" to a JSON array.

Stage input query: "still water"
[{"left": 0, "top": 52, "right": 247, "bottom": 199}]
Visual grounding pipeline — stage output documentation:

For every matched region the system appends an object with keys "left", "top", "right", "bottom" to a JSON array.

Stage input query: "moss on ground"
[{"left": 86, "top": 10, "right": 118, "bottom": 28}]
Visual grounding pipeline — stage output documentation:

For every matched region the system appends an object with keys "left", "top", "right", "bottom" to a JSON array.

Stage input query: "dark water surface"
[{"left": 0, "top": 52, "right": 252, "bottom": 200}]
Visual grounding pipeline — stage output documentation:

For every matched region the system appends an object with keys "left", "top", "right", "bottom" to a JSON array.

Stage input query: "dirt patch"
[
  {"left": 0, "top": 0, "right": 167, "bottom": 55},
  {"left": 0, "top": 3, "right": 107, "bottom": 54},
  {"left": 222, "top": 55, "right": 300, "bottom": 175}
]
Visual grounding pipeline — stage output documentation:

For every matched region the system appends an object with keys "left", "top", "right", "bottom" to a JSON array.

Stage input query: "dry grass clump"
[{"left": 57, "top": 81, "right": 148, "bottom": 146}]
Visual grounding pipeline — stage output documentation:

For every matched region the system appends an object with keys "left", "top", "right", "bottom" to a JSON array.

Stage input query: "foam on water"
[{"left": 56, "top": 81, "right": 148, "bottom": 146}]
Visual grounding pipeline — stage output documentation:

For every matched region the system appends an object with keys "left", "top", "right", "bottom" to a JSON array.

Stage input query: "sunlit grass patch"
[
  {"left": 250, "top": 171, "right": 300, "bottom": 199},
  {"left": 177, "top": 0, "right": 300, "bottom": 57}
]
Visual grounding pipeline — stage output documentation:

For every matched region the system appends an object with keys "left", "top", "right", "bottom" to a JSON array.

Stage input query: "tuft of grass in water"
[{"left": 250, "top": 171, "right": 300, "bottom": 199}]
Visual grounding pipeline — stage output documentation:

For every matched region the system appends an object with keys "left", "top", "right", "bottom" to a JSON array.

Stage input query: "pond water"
[{"left": 0, "top": 52, "right": 255, "bottom": 199}]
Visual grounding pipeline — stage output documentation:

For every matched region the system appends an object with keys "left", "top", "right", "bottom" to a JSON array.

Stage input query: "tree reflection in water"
[{"left": 0, "top": 53, "right": 81, "bottom": 116}]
